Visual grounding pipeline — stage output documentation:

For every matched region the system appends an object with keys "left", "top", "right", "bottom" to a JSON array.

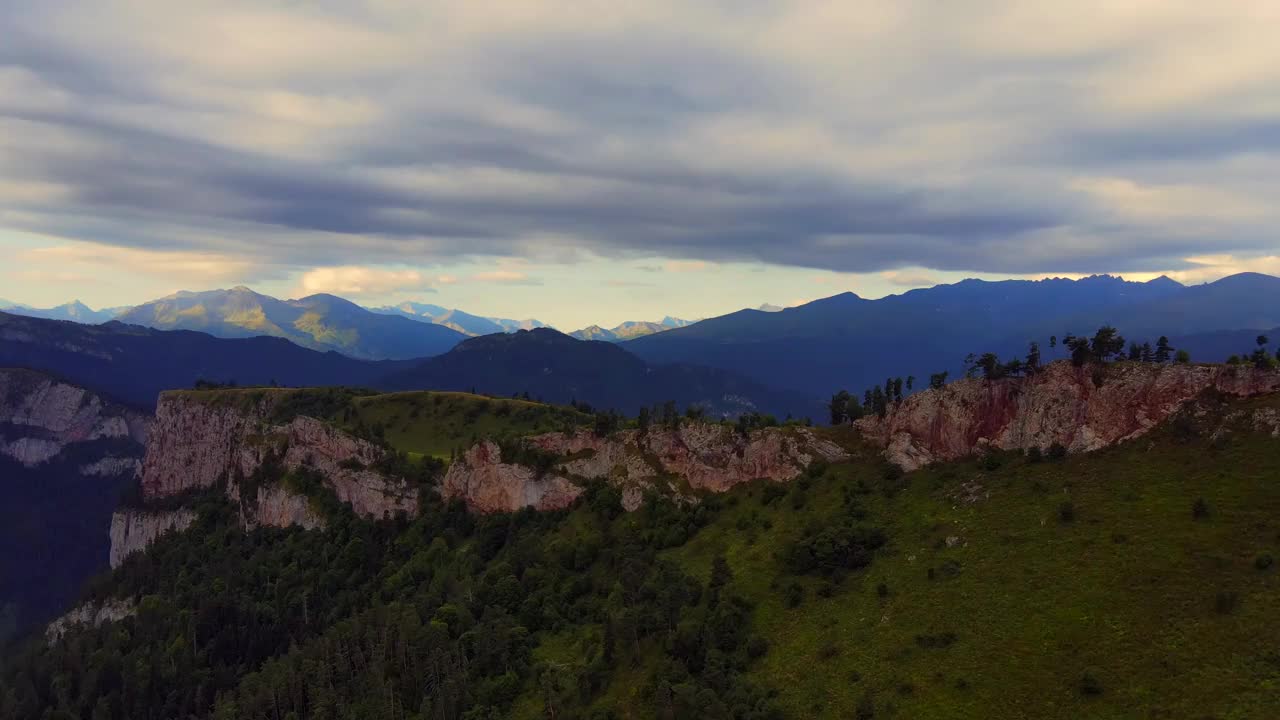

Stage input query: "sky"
[{"left": 2, "top": 1, "right": 1279, "bottom": 329}]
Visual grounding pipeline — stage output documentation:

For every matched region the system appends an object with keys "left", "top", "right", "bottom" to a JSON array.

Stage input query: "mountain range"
[
  {"left": 625, "top": 272, "right": 1280, "bottom": 397},
  {"left": 8, "top": 273, "right": 1280, "bottom": 405},
  {"left": 568, "top": 316, "right": 693, "bottom": 341},
  {"left": 115, "top": 287, "right": 466, "bottom": 360},
  {"left": 367, "top": 301, "right": 547, "bottom": 336},
  {"left": 0, "top": 300, "right": 130, "bottom": 324},
  {"left": 0, "top": 311, "right": 808, "bottom": 416}
]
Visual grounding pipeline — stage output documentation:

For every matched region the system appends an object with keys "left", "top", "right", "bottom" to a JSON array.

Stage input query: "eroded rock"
[{"left": 857, "top": 361, "right": 1280, "bottom": 471}]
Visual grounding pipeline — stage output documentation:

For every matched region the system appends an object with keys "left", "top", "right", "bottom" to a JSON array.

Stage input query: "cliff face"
[
  {"left": 46, "top": 598, "right": 136, "bottom": 643},
  {"left": 141, "top": 392, "right": 415, "bottom": 519},
  {"left": 109, "top": 508, "right": 196, "bottom": 568},
  {"left": 0, "top": 368, "right": 148, "bottom": 473},
  {"left": 114, "top": 391, "right": 416, "bottom": 563},
  {"left": 857, "top": 361, "right": 1280, "bottom": 470},
  {"left": 443, "top": 425, "right": 848, "bottom": 513}
]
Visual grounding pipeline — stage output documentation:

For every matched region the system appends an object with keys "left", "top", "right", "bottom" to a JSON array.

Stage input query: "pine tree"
[{"left": 1154, "top": 336, "right": 1172, "bottom": 363}]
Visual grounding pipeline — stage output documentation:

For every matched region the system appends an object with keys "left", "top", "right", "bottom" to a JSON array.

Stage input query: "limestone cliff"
[
  {"left": 109, "top": 508, "right": 196, "bottom": 568},
  {"left": 113, "top": 390, "right": 416, "bottom": 563},
  {"left": 46, "top": 598, "right": 136, "bottom": 643},
  {"left": 0, "top": 368, "right": 148, "bottom": 473},
  {"left": 141, "top": 390, "right": 416, "bottom": 518},
  {"left": 857, "top": 361, "right": 1280, "bottom": 471},
  {"left": 443, "top": 425, "right": 848, "bottom": 513}
]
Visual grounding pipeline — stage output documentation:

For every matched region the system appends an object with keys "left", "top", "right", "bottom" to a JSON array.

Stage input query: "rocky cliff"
[
  {"left": 113, "top": 390, "right": 417, "bottom": 563},
  {"left": 857, "top": 361, "right": 1280, "bottom": 471},
  {"left": 109, "top": 508, "right": 196, "bottom": 568},
  {"left": 0, "top": 368, "right": 148, "bottom": 473},
  {"left": 141, "top": 390, "right": 415, "bottom": 516},
  {"left": 443, "top": 425, "right": 848, "bottom": 513},
  {"left": 45, "top": 598, "right": 136, "bottom": 643}
]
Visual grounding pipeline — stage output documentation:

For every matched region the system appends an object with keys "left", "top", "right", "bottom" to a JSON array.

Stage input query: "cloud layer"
[{"left": 2, "top": 1, "right": 1279, "bottom": 283}]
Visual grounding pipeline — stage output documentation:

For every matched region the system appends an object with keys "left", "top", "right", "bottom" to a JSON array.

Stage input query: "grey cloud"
[{"left": 1, "top": 2, "right": 1277, "bottom": 280}]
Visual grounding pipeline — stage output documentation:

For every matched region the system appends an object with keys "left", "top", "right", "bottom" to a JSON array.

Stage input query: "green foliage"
[
  {"left": 11, "top": 392, "right": 1280, "bottom": 720},
  {"left": 2, "top": 470, "right": 779, "bottom": 720}
]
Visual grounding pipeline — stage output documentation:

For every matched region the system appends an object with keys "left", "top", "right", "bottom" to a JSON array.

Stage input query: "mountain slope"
[
  {"left": 369, "top": 301, "right": 545, "bottom": 336},
  {"left": 0, "top": 311, "right": 401, "bottom": 408},
  {"left": 624, "top": 274, "right": 1280, "bottom": 397},
  {"left": 118, "top": 287, "right": 465, "bottom": 359},
  {"left": 384, "top": 328, "right": 819, "bottom": 418}
]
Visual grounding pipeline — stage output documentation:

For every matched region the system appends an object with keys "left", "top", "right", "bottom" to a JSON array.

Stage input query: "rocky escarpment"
[
  {"left": 0, "top": 368, "right": 148, "bottom": 473},
  {"left": 113, "top": 390, "right": 416, "bottom": 563},
  {"left": 444, "top": 425, "right": 848, "bottom": 513},
  {"left": 110, "top": 508, "right": 196, "bottom": 567},
  {"left": 141, "top": 391, "right": 416, "bottom": 517},
  {"left": 46, "top": 598, "right": 136, "bottom": 643},
  {"left": 857, "top": 361, "right": 1280, "bottom": 471}
]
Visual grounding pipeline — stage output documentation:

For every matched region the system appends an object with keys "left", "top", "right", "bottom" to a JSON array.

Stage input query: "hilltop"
[{"left": 384, "top": 327, "right": 821, "bottom": 419}]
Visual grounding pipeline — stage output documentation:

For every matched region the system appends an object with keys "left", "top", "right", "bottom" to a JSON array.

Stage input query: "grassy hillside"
[
  {"left": 6, "top": 393, "right": 1279, "bottom": 720},
  {"left": 660, "top": 395, "right": 1280, "bottom": 719}
]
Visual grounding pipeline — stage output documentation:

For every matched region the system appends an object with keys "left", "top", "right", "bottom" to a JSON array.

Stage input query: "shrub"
[
  {"left": 746, "top": 636, "right": 769, "bottom": 659},
  {"left": 980, "top": 453, "right": 1002, "bottom": 472},
  {"left": 817, "top": 641, "right": 840, "bottom": 660},
  {"left": 1079, "top": 671, "right": 1104, "bottom": 696},
  {"left": 1047, "top": 442, "right": 1067, "bottom": 461},
  {"left": 783, "top": 523, "right": 888, "bottom": 576},
  {"left": 1026, "top": 446, "right": 1044, "bottom": 463},
  {"left": 1256, "top": 554, "right": 1275, "bottom": 571},
  {"left": 876, "top": 583, "right": 890, "bottom": 598},
  {"left": 1058, "top": 501, "right": 1076, "bottom": 523},
  {"left": 1192, "top": 498, "right": 1211, "bottom": 520},
  {"left": 1215, "top": 590, "right": 1239, "bottom": 614}
]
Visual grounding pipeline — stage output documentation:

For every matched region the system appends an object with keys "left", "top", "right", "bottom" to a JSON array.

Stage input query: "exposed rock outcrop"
[
  {"left": 443, "top": 440, "right": 585, "bottom": 513},
  {"left": 46, "top": 598, "right": 136, "bottom": 643},
  {"left": 444, "top": 425, "right": 848, "bottom": 513},
  {"left": 235, "top": 484, "right": 325, "bottom": 531},
  {"left": 141, "top": 391, "right": 414, "bottom": 519},
  {"left": 857, "top": 361, "right": 1280, "bottom": 471},
  {"left": 112, "top": 390, "right": 417, "bottom": 563},
  {"left": 0, "top": 368, "right": 148, "bottom": 469},
  {"left": 109, "top": 508, "right": 196, "bottom": 568}
]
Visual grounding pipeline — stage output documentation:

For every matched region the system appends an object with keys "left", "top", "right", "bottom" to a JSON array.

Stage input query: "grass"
[
  {"left": 343, "top": 391, "right": 590, "bottom": 459},
  {"left": 656, "top": 394, "right": 1280, "bottom": 719},
  {"left": 169, "top": 387, "right": 592, "bottom": 460}
]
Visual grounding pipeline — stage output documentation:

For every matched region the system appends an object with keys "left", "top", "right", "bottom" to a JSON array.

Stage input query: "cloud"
[
  {"left": 16, "top": 240, "right": 254, "bottom": 285},
  {"left": 297, "top": 266, "right": 435, "bottom": 297},
  {"left": 471, "top": 270, "right": 541, "bottom": 285},
  {"left": 1, "top": 1, "right": 1279, "bottom": 280},
  {"left": 662, "top": 260, "right": 713, "bottom": 273},
  {"left": 880, "top": 270, "right": 940, "bottom": 288}
]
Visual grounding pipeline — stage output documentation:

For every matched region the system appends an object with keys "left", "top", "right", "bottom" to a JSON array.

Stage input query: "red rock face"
[
  {"left": 856, "top": 361, "right": 1280, "bottom": 470},
  {"left": 442, "top": 425, "right": 848, "bottom": 514},
  {"left": 142, "top": 392, "right": 415, "bottom": 519},
  {"left": 442, "top": 440, "right": 584, "bottom": 513}
]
